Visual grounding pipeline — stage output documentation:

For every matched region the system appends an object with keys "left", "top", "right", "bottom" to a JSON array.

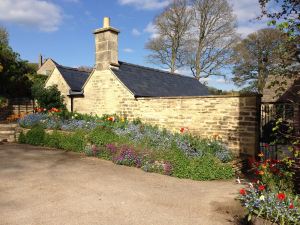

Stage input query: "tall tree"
[
  {"left": 0, "top": 27, "right": 9, "bottom": 47},
  {"left": 145, "top": 0, "right": 191, "bottom": 73},
  {"left": 257, "top": 0, "right": 299, "bottom": 99},
  {"left": 185, "top": 0, "right": 238, "bottom": 80},
  {"left": 231, "top": 28, "right": 292, "bottom": 94},
  {"left": 0, "top": 27, "right": 35, "bottom": 97}
]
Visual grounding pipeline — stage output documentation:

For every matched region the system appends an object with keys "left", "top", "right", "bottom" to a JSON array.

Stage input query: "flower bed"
[
  {"left": 18, "top": 111, "right": 235, "bottom": 180},
  {"left": 238, "top": 151, "right": 300, "bottom": 224}
]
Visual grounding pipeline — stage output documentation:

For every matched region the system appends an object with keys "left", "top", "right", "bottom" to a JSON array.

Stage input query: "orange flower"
[
  {"left": 107, "top": 116, "right": 115, "bottom": 122},
  {"left": 259, "top": 171, "right": 265, "bottom": 175},
  {"left": 258, "top": 152, "right": 264, "bottom": 157}
]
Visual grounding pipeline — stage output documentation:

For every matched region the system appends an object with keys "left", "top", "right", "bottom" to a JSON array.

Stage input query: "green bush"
[
  {"left": 44, "top": 130, "right": 86, "bottom": 152},
  {"left": 31, "top": 81, "right": 66, "bottom": 110},
  {"left": 88, "top": 126, "right": 126, "bottom": 146},
  {"left": 24, "top": 125, "right": 45, "bottom": 145},
  {"left": 44, "top": 131, "right": 62, "bottom": 149},
  {"left": 18, "top": 131, "right": 26, "bottom": 144},
  {"left": 159, "top": 146, "right": 234, "bottom": 180}
]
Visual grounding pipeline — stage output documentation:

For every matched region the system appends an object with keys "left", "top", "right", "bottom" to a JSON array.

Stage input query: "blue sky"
[{"left": 0, "top": 0, "right": 269, "bottom": 90}]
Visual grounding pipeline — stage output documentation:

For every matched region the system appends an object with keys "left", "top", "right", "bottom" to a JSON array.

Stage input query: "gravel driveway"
[{"left": 0, "top": 143, "right": 244, "bottom": 225}]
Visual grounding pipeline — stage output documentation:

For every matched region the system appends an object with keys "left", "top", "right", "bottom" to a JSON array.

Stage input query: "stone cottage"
[{"left": 45, "top": 17, "right": 261, "bottom": 156}]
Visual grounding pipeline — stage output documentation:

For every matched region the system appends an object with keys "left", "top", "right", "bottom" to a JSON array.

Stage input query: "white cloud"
[
  {"left": 144, "top": 22, "right": 159, "bottom": 38},
  {"left": 229, "top": 0, "right": 268, "bottom": 37},
  {"left": 0, "top": 0, "right": 62, "bottom": 32},
  {"left": 132, "top": 28, "right": 141, "bottom": 36},
  {"left": 63, "top": 0, "right": 80, "bottom": 3},
  {"left": 200, "top": 77, "right": 211, "bottom": 83},
  {"left": 118, "top": 0, "right": 170, "bottom": 10},
  {"left": 123, "top": 48, "right": 134, "bottom": 53}
]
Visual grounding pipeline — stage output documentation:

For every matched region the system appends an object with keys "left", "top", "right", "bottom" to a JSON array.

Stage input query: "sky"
[{"left": 0, "top": 0, "right": 269, "bottom": 90}]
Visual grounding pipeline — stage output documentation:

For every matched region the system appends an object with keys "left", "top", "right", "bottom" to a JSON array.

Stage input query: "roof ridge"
[
  {"left": 119, "top": 61, "right": 196, "bottom": 80},
  {"left": 57, "top": 64, "right": 89, "bottom": 74}
]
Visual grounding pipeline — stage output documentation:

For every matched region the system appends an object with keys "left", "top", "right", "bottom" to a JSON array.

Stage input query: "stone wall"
[
  {"left": 72, "top": 70, "right": 260, "bottom": 156},
  {"left": 132, "top": 96, "right": 260, "bottom": 156}
]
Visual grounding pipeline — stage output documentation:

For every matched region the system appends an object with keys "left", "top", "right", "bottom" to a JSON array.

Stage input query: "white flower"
[{"left": 259, "top": 195, "right": 265, "bottom": 201}]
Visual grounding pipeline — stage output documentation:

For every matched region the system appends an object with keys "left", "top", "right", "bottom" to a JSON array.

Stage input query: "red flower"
[
  {"left": 240, "top": 189, "right": 247, "bottom": 195},
  {"left": 263, "top": 143, "right": 270, "bottom": 148},
  {"left": 107, "top": 116, "right": 115, "bottom": 122},
  {"left": 180, "top": 127, "right": 185, "bottom": 133},
  {"left": 258, "top": 185, "right": 265, "bottom": 191},
  {"left": 289, "top": 204, "right": 294, "bottom": 209},
  {"left": 277, "top": 193, "right": 286, "bottom": 201}
]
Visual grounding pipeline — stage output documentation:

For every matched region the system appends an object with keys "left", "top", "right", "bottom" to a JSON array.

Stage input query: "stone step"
[
  {"left": 0, "top": 124, "right": 18, "bottom": 130},
  {"left": 0, "top": 130, "right": 15, "bottom": 135},
  {"left": 0, "top": 134, "right": 15, "bottom": 142}
]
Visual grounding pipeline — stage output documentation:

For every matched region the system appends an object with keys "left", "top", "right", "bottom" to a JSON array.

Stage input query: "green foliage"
[
  {"left": 161, "top": 147, "right": 233, "bottom": 180},
  {"left": 0, "top": 96, "right": 7, "bottom": 108},
  {"left": 0, "top": 27, "right": 36, "bottom": 97},
  {"left": 18, "top": 131, "right": 26, "bottom": 144},
  {"left": 44, "top": 130, "right": 87, "bottom": 152},
  {"left": 24, "top": 125, "right": 45, "bottom": 146},
  {"left": 88, "top": 126, "right": 126, "bottom": 147},
  {"left": 19, "top": 114, "right": 234, "bottom": 181},
  {"left": 32, "top": 81, "right": 66, "bottom": 110}
]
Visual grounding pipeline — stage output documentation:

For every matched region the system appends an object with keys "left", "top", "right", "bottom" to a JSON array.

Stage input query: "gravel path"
[{"left": 0, "top": 143, "right": 244, "bottom": 225}]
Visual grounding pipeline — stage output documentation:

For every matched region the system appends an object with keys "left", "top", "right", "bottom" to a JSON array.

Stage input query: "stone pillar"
[{"left": 94, "top": 17, "right": 120, "bottom": 70}]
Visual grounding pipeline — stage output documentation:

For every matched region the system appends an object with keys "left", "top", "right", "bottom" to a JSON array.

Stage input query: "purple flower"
[{"left": 106, "top": 143, "right": 117, "bottom": 154}]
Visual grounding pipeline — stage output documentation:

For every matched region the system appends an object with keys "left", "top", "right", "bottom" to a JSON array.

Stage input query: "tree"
[
  {"left": 0, "top": 27, "right": 8, "bottom": 46},
  {"left": 145, "top": 0, "right": 191, "bottom": 73},
  {"left": 0, "top": 27, "right": 36, "bottom": 97},
  {"left": 231, "top": 28, "right": 294, "bottom": 94},
  {"left": 185, "top": 0, "right": 238, "bottom": 80},
  {"left": 257, "top": 0, "right": 299, "bottom": 99},
  {"left": 31, "top": 81, "right": 66, "bottom": 110}
]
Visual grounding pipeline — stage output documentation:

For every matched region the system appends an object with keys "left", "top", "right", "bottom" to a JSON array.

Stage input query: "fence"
[{"left": 0, "top": 98, "right": 35, "bottom": 122}]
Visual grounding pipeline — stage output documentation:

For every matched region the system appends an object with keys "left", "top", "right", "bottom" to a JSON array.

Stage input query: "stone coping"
[{"left": 136, "top": 94, "right": 262, "bottom": 100}]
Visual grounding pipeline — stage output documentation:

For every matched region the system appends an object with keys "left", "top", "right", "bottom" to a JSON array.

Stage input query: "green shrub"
[
  {"left": 88, "top": 126, "right": 125, "bottom": 146},
  {"left": 18, "top": 131, "right": 26, "bottom": 144},
  {"left": 59, "top": 130, "right": 86, "bottom": 152},
  {"left": 25, "top": 125, "right": 45, "bottom": 145},
  {"left": 160, "top": 146, "right": 234, "bottom": 180},
  {"left": 44, "top": 131, "right": 62, "bottom": 148},
  {"left": 31, "top": 81, "right": 66, "bottom": 110}
]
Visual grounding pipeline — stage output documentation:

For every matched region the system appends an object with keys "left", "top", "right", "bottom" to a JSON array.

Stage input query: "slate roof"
[
  {"left": 56, "top": 65, "right": 90, "bottom": 92},
  {"left": 111, "top": 62, "right": 209, "bottom": 97}
]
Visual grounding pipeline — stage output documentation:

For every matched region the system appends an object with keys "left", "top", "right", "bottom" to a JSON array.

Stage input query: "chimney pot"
[{"left": 103, "top": 17, "right": 110, "bottom": 28}]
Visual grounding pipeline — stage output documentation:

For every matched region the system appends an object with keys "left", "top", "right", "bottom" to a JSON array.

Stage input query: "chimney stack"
[
  {"left": 94, "top": 17, "right": 119, "bottom": 70},
  {"left": 38, "top": 54, "right": 43, "bottom": 68}
]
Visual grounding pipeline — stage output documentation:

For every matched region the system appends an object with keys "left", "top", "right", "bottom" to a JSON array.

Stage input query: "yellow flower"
[{"left": 258, "top": 152, "right": 264, "bottom": 157}]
